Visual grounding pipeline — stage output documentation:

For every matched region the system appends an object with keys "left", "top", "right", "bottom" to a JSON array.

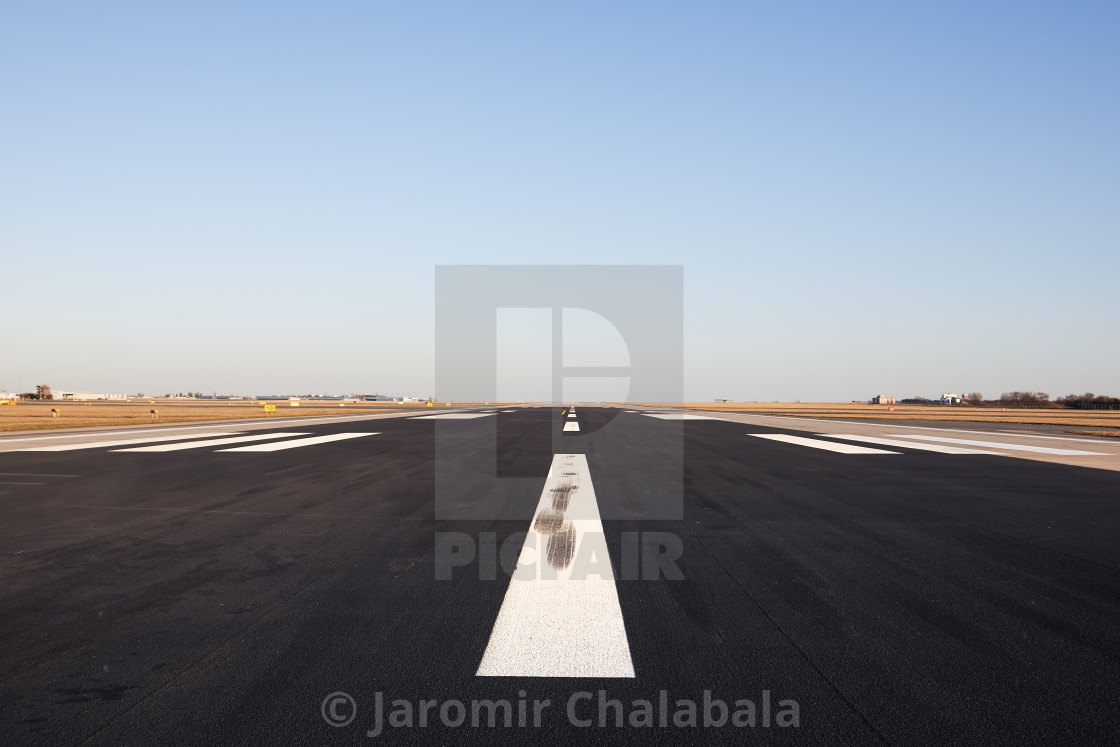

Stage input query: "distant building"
[
  {"left": 0, "top": 391, "right": 17, "bottom": 405},
  {"left": 940, "top": 393, "right": 962, "bottom": 405},
  {"left": 53, "top": 391, "right": 127, "bottom": 401},
  {"left": 870, "top": 395, "right": 896, "bottom": 405}
]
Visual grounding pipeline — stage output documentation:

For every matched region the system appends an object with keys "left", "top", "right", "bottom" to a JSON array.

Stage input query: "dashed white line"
[
  {"left": 563, "top": 422, "right": 580, "bottom": 432},
  {"left": 217, "top": 433, "right": 378, "bottom": 452},
  {"left": 749, "top": 434, "right": 898, "bottom": 454},
  {"left": 476, "top": 454, "right": 634, "bottom": 678}
]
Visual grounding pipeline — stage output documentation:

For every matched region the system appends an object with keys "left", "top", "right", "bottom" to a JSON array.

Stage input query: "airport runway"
[{"left": 2, "top": 408, "right": 1119, "bottom": 744}]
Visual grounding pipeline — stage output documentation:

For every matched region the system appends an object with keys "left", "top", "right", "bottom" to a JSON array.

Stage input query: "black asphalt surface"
[{"left": 1, "top": 408, "right": 1119, "bottom": 745}]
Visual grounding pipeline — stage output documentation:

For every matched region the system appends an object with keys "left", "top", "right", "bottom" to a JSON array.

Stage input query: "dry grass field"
[
  {"left": 6, "top": 400, "right": 1118, "bottom": 435},
  {"left": 0, "top": 400, "right": 492, "bottom": 433},
  {"left": 660, "top": 401, "right": 1120, "bottom": 430}
]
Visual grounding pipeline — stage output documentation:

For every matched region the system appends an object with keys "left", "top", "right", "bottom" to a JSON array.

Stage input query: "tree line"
[{"left": 901, "top": 392, "right": 1119, "bottom": 409}]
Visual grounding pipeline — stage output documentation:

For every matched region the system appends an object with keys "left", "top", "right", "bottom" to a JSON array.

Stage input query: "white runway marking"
[
  {"left": 996, "top": 431, "right": 1120, "bottom": 444},
  {"left": 0, "top": 425, "right": 249, "bottom": 444},
  {"left": 217, "top": 433, "right": 378, "bottom": 452},
  {"left": 726, "top": 413, "right": 1118, "bottom": 444},
  {"left": 477, "top": 454, "right": 634, "bottom": 678},
  {"left": 568, "top": 413, "right": 577, "bottom": 418},
  {"left": 411, "top": 413, "right": 494, "bottom": 420},
  {"left": 563, "top": 422, "right": 580, "bottom": 432},
  {"left": 15, "top": 432, "right": 241, "bottom": 452},
  {"left": 643, "top": 413, "right": 721, "bottom": 420},
  {"left": 500, "top": 410, "right": 517, "bottom": 413},
  {"left": 885, "top": 434, "right": 1108, "bottom": 456},
  {"left": 819, "top": 434, "right": 999, "bottom": 455},
  {"left": 112, "top": 433, "right": 311, "bottom": 452},
  {"left": 749, "top": 434, "right": 899, "bottom": 454}
]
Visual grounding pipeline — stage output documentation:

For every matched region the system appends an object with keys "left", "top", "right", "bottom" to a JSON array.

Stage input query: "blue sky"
[{"left": 2, "top": 2, "right": 1117, "bottom": 400}]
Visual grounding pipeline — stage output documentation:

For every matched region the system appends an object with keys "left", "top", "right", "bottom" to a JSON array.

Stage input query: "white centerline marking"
[
  {"left": 477, "top": 453, "right": 634, "bottom": 678},
  {"left": 885, "top": 434, "right": 1108, "bottom": 456},
  {"left": 563, "top": 422, "right": 580, "bottom": 432},
  {"left": 217, "top": 433, "right": 378, "bottom": 452},
  {"left": 749, "top": 433, "right": 899, "bottom": 454},
  {"left": 113, "top": 433, "right": 312, "bottom": 452},
  {"left": 818, "top": 434, "right": 999, "bottom": 455},
  {"left": 15, "top": 432, "right": 242, "bottom": 452}
]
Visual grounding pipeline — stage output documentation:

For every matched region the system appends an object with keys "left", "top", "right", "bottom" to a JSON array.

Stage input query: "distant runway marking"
[
  {"left": 563, "top": 422, "right": 580, "bottom": 432},
  {"left": 112, "top": 433, "right": 312, "bottom": 452},
  {"left": 411, "top": 413, "right": 494, "bottom": 420},
  {"left": 477, "top": 454, "right": 634, "bottom": 678},
  {"left": 500, "top": 410, "right": 517, "bottom": 413},
  {"left": 819, "top": 434, "right": 999, "bottom": 455},
  {"left": 643, "top": 413, "right": 721, "bottom": 420},
  {"left": 885, "top": 434, "right": 1107, "bottom": 456},
  {"left": 15, "top": 432, "right": 242, "bottom": 452},
  {"left": 217, "top": 433, "right": 378, "bottom": 452},
  {"left": 722, "top": 413, "right": 1118, "bottom": 443},
  {"left": 996, "top": 431, "right": 1120, "bottom": 444},
  {"left": 568, "top": 413, "right": 577, "bottom": 418},
  {"left": 750, "top": 434, "right": 898, "bottom": 454}
]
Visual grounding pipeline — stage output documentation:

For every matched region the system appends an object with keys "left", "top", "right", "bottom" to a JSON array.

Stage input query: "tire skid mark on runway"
[
  {"left": 477, "top": 453, "right": 635, "bottom": 678},
  {"left": 69, "top": 504, "right": 381, "bottom": 519},
  {"left": 0, "top": 472, "right": 79, "bottom": 478}
]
